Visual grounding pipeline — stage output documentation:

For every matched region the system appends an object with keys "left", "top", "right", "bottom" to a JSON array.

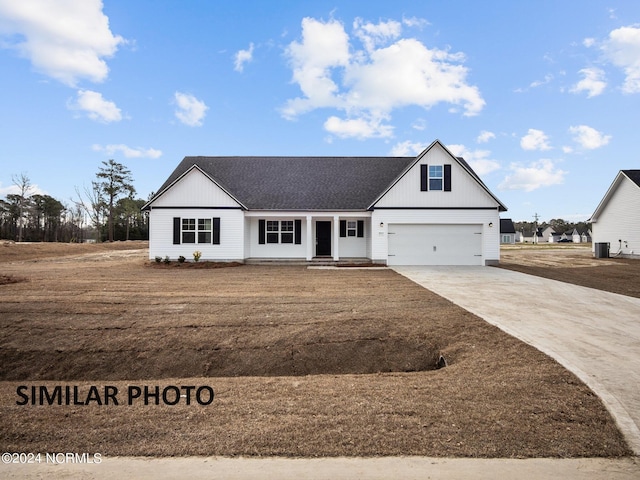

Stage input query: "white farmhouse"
[
  {"left": 590, "top": 170, "right": 640, "bottom": 257},
  {"left": 142, "top": 140, "right": 507, "bottom": 265}
]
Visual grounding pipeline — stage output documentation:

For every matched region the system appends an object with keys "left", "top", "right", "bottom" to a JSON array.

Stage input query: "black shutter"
[
  {"left": 212, "top": 217, "right": 220, "bottom": 245},
  {"left": 420, "top": 164, "right": 428, "bottom": 191},
  {"left": 340, "top": 220, "right": 346, "bottom": 237},
  {"left": 444, "top": 164, "right": 452, "bottom": 192},
  {"left": 173, "top": 217, "right": 181, "bottom": 244},
  {"left": 357, "top": 220, "right": 364, "bottom": 238},
  {"left": 294, "top": 219, "right": 302, "bottom": 244},
  {"left": 258, "top": 219, "right": 265, "bottom": 244}
]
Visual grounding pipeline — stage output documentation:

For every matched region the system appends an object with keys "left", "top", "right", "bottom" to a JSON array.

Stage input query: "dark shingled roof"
[
  {"left": 623, "top": 169, "right": 640, "bottom": 188},
  {"left": 500, "top": 218, "right": 516, "bottom": 234},
  {"left": 153, "top": 156, "right": 416, "bottom": 210}
]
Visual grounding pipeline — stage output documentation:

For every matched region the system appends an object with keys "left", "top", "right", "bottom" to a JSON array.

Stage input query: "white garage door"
[{"left": 387, "top": 224, "right": 483, "bottom": 266}]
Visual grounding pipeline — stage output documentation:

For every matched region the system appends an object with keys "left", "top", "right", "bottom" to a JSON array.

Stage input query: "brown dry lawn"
[
  {"left": 0, "top": 241, "right": 632, "bottom": 458},
  {"left": 499, "top": 244, "right": 640, "bottom": 299}
]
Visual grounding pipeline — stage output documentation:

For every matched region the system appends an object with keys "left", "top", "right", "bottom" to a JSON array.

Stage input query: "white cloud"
[
  {"left": 402, "top": 16, "right": 430, "bottom": 29},
  {"left": 530, "top": 73, "right": 553, "bottom": 88},
  {"left": 476, "top": 130, "right": 495, "bottom": 143},
  {"left": 583, "top": 38, "right": 596, "bottom": 48},
  {"left": 569, "top": 125, "right": 611, "bottom": 149},
  {"left": 68, "top": 89, "right": 122, "bottom": 122},
  {"left": 570, "top": 67, "right": 606, "bottom": 97},
  {"left": 447, "top": 144, "right": 500, "bottom": 176},
  {"left": 499, "top": 159, "right": 566, "bottom": 192},
  {"left": 324, "top": 115, "right": 393, "bottom": 139},
  {"left": 520, "top": 128, "right": 551, "bottom": 151},
  {"left": 353, "top": 17, "right": 402, "bottom": 53},
  {"left": 234, "top": 42, "right": 254, "bottom": 72},
  {"left": 282, "top": 16, "right": 484, "bottom": 139},
  {"left": 92, "top": 144, "right": 162, "bottom": 159},
  {"left": 389, "top": 140, "right": 428, "bottom": 156},
  {"left": 602, "top": 26, "right": 640, "bottom": 93},
  {"left": 0, "top": 181, "right": 46, "bottom": 197},
  {"left": 174, "top": 92, "right": 208, "bottom": 127},
  {"left": 0, "top": 0, "right": 124, "bottom": 87}
]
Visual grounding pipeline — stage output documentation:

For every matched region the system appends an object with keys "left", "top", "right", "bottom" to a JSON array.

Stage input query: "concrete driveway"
[{"left": 392, "top": 265, "right": 640, "bottom": 455}]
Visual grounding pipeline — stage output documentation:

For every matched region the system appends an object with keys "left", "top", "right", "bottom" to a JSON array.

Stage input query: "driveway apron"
[{"left": 392, "top": 266, "right": 640, "bottom": 455}]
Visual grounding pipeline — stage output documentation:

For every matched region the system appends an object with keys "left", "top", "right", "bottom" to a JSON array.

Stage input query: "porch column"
[
  {"left": 306, "top": 215, "right": 313, "bottom": 260},
  {"left": 333, "top": 215, "right": 340, "bottom": 261}
]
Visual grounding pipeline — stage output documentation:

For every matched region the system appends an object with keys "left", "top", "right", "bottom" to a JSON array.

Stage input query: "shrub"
[
  {"left": 155, "top": 256, "right": 162, "bottom": 263},
  {"left": 163, "top": 256, "right": 171, "bottom": 264},
  {"left": 193, "top": 250, "right": 202, "bottom": 262},
  {"left": 178, "top": 255, "right": 186, "bottom": 263}
]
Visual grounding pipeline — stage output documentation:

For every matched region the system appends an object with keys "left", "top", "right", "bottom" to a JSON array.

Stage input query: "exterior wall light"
[
  {"left": 379, "top": 222, "right": 384, "bottom": 228},
  {"left": 488, "top": 222, "right": 494, "bottom": 227}
]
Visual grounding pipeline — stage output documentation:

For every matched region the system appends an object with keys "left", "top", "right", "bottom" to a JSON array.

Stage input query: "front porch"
[{"left": 245, "top": 212, "right": 371, "bottom": 261}]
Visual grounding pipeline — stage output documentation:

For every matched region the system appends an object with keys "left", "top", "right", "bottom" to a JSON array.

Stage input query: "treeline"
[
  {"left": 514, "top": 218, "right": 591, "bottom": 235},
  {"left": 1, "top": 161, "right": 149, "bottom": 243}
]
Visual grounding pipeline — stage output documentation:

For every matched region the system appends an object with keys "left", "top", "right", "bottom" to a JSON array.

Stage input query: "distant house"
[
  {"left": 142, "top": 140, "right": 508, "bottom": 265},
  {"left": 541, "top": 226, "right": 555, "bottom": 242},
  {"left": 500, "top": 219, "right": 516, "bottom": 244},
  {"left": 590, "top": 169, "right": 640, "bottom": 257},
  {"left": 521, "top": 227, "right": 543, "bottom": 244}
]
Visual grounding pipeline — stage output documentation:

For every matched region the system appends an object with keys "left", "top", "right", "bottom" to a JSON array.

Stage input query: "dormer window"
[{"left": 429, "top": 165, "right": 443, "bottom": 190}]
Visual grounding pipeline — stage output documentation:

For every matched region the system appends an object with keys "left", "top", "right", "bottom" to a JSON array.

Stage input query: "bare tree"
[
  {"left": 74, "top": 183, "right": 106, "bottom": 242},
  {"left": 12, "top": 173, "right": 34, "bottom": 242}
]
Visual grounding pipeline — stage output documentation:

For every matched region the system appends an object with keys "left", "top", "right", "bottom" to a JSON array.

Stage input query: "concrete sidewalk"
[
  {"left": 3, "top": 456, "right": 639, "bottom": 479},
  {"left": 392, "top": 265, "right": 640, "bottom": 455}
]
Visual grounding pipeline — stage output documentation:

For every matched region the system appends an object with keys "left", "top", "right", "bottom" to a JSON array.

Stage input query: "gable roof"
[
  {"left": 500, "top": 218, "right": 516, "bottom": 234},
  {"left": 368, "top": 140, "right": 507, "bottom": 211},
  {"left": 146, "top": 156, "right": 414, "bottom": 211},
  {"left": 144, "top": 140, "right": 507, "bottom": 212},
  {"left": 590, "top": 169, "right": 640, "bottom": 222}
]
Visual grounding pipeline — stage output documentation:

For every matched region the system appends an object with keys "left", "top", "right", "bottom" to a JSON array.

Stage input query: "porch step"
[{"left": 244, "top": 257, "right": 378, "bottom": 267}]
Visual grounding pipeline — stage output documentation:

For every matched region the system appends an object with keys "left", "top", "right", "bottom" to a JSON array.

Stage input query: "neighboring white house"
[
  {"left": 589, "top": 170, "right": 640, "bottom": 258},
  {"left": 142, "top": 140, "right": 507, "bottom": 266},
  {"left": 500, "top": 218, "right": 516, "bottom": 244}
]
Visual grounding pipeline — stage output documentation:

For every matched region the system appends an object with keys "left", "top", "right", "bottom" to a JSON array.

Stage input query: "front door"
[{"left": 316, "top": 221, "right": 331, "bottom": 256}]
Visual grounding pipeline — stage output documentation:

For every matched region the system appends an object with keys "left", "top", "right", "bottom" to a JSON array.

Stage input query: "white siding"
[
  {"left": 246, "top": 216, "right": 307, "bottom": 259},
  {"left": 338, "top": 218, "right": 368, "bottom": 258},
  {"left": 148, "top": 208, "right": 244, "bottom": 260},
  {"left": 152, "top": 168, "right": 241, "bottom": 208},
  {"left": 592, "top": 177, "right": 640, "bottom": 256},
  {"left": 371, "top": 209, "right": 500, "bottom": 265},
  {"left": 375, "top": 144, "right": 497, "bottom": 209}
]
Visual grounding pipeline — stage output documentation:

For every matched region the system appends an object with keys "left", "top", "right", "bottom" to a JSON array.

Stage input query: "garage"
[{"left": 387, "top": 224, "right": 483, "bottom": 265}]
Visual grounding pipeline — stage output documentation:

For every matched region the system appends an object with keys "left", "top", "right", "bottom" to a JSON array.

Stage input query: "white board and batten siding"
[
  {"left": 371, "top": 209, "right": 500, "bottom": 265},
  {"left": 148, "top": 167, "right": 245, "bottom": 260},
  {"left": 370, "top": 142, "right": 502, "bottom": 265},
  {"left": 592, "top": 175, "right": 640, "bottom": 256}
]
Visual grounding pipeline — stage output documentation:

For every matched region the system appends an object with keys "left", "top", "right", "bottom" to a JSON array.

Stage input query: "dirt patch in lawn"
[
  {"left": 0, "top": 243, "right": 631, "bottom": 458},
  {"left": 499, "top": 245, "right": 640, "bottom": 298}
]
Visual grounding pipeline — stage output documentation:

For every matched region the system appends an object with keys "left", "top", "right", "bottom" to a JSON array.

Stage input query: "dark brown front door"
[{"left": 316, "top": 221, "right": 331, "bottom": 256}]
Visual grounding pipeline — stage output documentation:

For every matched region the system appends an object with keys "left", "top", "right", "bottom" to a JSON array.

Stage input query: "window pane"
[
  {"left": 198, "top": 219, "right": 211, "bottom": 230},
  {"left": 281, "top": 233, "right": 294, "bottom": 243},
  {"left": 182, "top": 232, "right": 195, "bottom": 243},
  {"left": 281, "top": 221, "right": 293, "bottom": 232},
  {"left": 267, "top": 221, "right": 279, "bottom": 232},
  {"left": 429, "top": 165, "right": 442, "bottom": 177},
  {"left": 198, "top": 232, "right": 212, "bottom": 243},
  {"left": 182, "top": 218, "right": 195, "bottom": 230},
  {"left": 267, "top": 232, "right": 279, "bottom": 243},
  {"left": 347, "top": 221, "right": 356, "bottom": 229},
  {"left": 429, "top": 179, "right": 443, "bottom": 190}
]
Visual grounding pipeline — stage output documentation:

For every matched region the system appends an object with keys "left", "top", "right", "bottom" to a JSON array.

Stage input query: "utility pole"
[{"left": 533, "top": 212, "right": 540, "bottom": 244}]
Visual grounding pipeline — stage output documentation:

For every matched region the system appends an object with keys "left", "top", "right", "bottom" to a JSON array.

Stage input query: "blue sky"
[{"left": 1, "top": 1, "right": 639, "bottom": 223}]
